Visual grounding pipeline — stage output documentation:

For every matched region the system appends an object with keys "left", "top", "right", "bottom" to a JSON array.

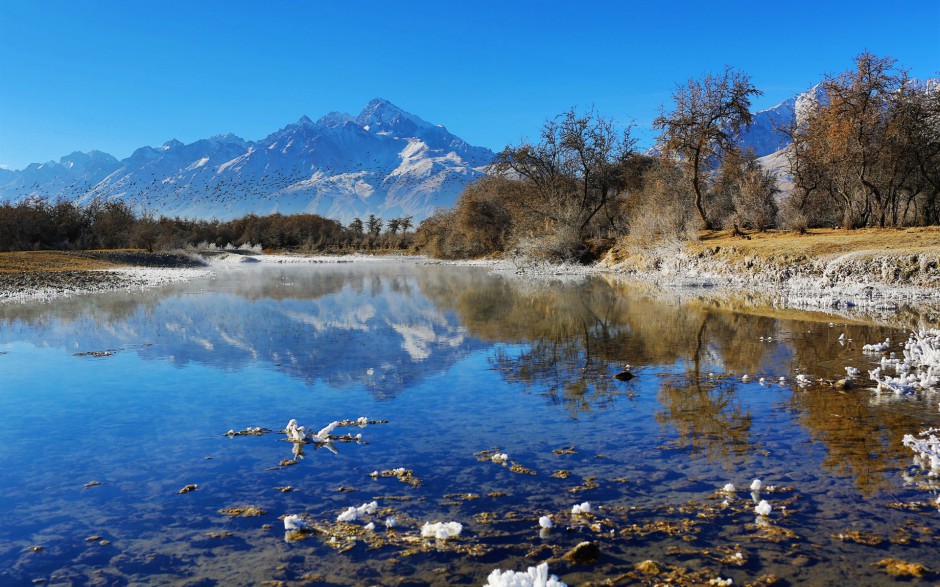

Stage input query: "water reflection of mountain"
[
  {"left": 1, "top": 261, "right": 933, "bottom": 491},
  {"left": 0, "top": 263, "right": 486, "bottom": 400}
]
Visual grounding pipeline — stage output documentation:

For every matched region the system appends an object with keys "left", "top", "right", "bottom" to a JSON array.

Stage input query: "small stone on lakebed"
[{"left": 563, "top": 541, "right": 601, "bottom": 565}]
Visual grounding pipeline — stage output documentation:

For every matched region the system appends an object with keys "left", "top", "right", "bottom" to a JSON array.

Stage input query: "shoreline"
[
  {"left": 0, "top": 251, "right": 425, "bottom": 305},
  {"left": 0, "top": 267, "right": 215, "bottom": 305},
  {"left": 595, "top": 235, "right": 940, "bottom": 328},
  {"left": 2, "top": 245, "right": 939, "bottom": 328}
]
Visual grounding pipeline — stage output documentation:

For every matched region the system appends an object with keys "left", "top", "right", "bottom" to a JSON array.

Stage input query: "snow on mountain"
[
  {"left": 752, "top": 79, "right": 934, "bottom": 186},
  {"left": 1, "top": 150, "right": 121, "bottom": 200},
  {"left": 737, "top": 98, "right": 795, "bottom": 158},
  {"left": 0, "top": 99, "right": 495, "bottom": 223},
  {"left": 737, "top": 85, "right": 830, "bottom": 158}
]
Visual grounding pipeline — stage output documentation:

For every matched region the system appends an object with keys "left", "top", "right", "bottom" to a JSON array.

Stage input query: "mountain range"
[
  {"left": 3, "top": 81, "right": 935, "bottom": 222},
  {"left": 0, "top": 99, "right": 494, "bottom": 223}
]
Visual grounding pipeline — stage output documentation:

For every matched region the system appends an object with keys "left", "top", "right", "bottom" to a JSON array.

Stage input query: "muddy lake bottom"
[{"left": 1, "top": 259, "right": 938, "bottom": 586}]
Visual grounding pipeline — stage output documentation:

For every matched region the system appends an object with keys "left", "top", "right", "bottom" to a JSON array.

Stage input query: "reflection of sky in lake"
[{"left": 1, "top": 260, "right": 939, "bottom": 586}]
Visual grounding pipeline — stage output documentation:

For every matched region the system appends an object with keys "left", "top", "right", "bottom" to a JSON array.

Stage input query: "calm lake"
[{"left": 1, "top": 259, "right": 938, "bottom": 586}]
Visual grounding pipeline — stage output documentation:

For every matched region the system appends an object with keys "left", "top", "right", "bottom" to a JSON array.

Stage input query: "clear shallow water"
[{"left": 1, "top": 260, "right": 939, "bottom": 586}]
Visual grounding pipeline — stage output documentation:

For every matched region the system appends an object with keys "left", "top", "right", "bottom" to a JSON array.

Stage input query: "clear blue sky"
[{"left": 1, "top": 0, "right": 938, "bottom": 170}]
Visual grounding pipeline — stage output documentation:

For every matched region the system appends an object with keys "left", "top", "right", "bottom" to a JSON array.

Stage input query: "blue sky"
[{"left": 1, "top": 0, "right": 938, "bottom": 170}]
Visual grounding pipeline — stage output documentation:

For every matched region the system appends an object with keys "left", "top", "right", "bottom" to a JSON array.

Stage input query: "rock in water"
[
  {"left": 613, "top": 371, "right": 634, "bottom": 381},
  {"left": 563, "top": 541, "right": 601, "bottom": 565},
  {"left": 635, "top": 560, "right": 661, "bottom": 575}
]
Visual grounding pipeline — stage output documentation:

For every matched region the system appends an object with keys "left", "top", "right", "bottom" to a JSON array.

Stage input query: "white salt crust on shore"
[{"left": 0, "top": 267, "right": 213, "bottom": 305}]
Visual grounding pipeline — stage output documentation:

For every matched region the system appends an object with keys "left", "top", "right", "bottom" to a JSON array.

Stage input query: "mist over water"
[{"left": 1, "top": 260, "right": 937, "bottom": 585}]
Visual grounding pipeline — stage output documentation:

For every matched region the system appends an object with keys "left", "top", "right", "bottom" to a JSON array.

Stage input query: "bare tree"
[
  {"left": 784, "top": 52, "right": 940, "bottom": 228},
  {"left": 654, "top": 66, "right": 762, "bottom": 229},
  {"left": 494, "top": 107, "right": 638, "bottom": 256},
  {"left": 713, "top": 149, "right": 778, "bottom": 231}
]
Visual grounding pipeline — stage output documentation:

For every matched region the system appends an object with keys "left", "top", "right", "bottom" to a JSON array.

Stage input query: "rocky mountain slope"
[{"left": 0, "top": 99, "right": 494, "bottom": 223}]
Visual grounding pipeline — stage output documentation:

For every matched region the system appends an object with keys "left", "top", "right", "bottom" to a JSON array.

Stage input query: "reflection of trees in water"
[
  {"left": 422, "top": 272, "right": 934, "bottom": 483},
  {"left": 491, "top": 338, "right": 623, "bottom": 419},
  {"left": 656, "top": 375, "right": 752, "bottom": 464},
  {"left": 422, "top": 274, "right": 641, "bottom": 418},
  {"left": 787, "top": 387, "right": 927, "bottom": 495},
  {"left": 2, "top": 262, "right": 932, "bottom": 489},
  {"left": 654, "top": 316, "right": 753, "bottom": 464}
]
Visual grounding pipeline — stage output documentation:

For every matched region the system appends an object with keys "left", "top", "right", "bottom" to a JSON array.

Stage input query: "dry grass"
[
  {"left": 0, "top": 251, "right": 120, "bottom": 273},
  {"left": 693, "top": 227, "right": 940, "bottom": 260}
]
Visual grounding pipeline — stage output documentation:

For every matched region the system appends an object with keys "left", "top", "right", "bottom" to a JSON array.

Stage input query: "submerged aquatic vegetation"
[
  {"left": 833, "top": 530, "right": 884, "bottom": 546},
  {"left": 225, "top": 426, "right": 270, "bottom": 437},
  {"left": 218, "top": 506, "right": 267, "bottom": 517},
  {"left": 873, "top": 557, "right": 929, "bottom": 578},
  {"left": 510, "top": 462, "right": 537, "bottom": 475},
  {"left": 370, "top": 468, "right": 421, "bottom": 487}
]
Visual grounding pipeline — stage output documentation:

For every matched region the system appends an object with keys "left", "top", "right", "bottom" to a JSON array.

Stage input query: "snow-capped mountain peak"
[
  {"left": 355, "top": 97, "right": 434, "bottom": 137},
  {"left": 317, "top": 111, "right": 355, "bottom": 128},
  {"left": 0, "top": 99, "right": 496, "bottom": 223}
]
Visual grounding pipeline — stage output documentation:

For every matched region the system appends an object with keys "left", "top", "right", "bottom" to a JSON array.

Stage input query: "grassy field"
[
  {"left": 0, "top": 251, "right": 122, "bottom": 273},
  {"left": 691, "top": 227, "right": 940, "bottom": 260}
]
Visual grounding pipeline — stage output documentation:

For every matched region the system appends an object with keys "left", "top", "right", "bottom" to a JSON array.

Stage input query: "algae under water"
[{"left": 0, "top": 259, "right": 938, "bottom": 586}]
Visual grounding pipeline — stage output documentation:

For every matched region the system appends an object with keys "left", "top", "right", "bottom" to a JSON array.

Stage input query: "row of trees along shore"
[
  {"left": 0, "top": 198, "right": 415, "bottom": 253},
  {"left": 417, "top": 52, "right": 940, "bottom": 261}
]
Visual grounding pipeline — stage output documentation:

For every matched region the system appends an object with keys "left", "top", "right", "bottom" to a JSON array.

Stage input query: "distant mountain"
[
  {"left": 736, "top": 83, "right": 842, "bottom": 160},
  {"left": 750, "top": 79, "right": 937, "bottom": 181},
  {"left": 660, "top": 79, "right": 936, "bottom": 164},
  {"left": 0, "top": 99, "right": 495, "bottom": 223}
]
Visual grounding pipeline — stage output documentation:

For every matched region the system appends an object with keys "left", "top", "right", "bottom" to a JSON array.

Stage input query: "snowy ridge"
[{"left": 0, "top": 99, "right": 495, "bottom": 223}]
